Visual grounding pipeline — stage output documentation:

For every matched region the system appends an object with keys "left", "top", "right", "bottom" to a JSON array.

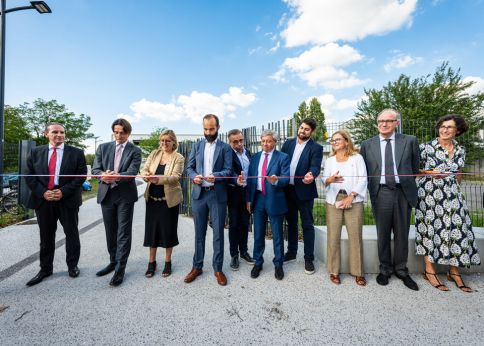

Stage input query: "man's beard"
[
  {"left": 205, "top": 131, "right": 218, "bottom": 143},
  {"left": 298, "top": 132, "right": 310, "bottom": 141}
]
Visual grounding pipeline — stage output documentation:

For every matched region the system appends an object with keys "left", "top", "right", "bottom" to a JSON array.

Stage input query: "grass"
[{"left": 82, "top": 179, "right": 99, "bottom": 201}]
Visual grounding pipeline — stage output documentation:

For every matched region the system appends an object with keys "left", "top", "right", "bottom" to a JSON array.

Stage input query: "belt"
[
  {"left": 202, "top": 186, "right": 215, "bottom": 191},
  {"left": 337, "top": 189, "right": 347, "bottom": 195},
  {"left": 380, "top": 183, "right": 402, "bottom": 189},
  {"left": 149, "top": 196, "right": 166, "bottom": 201}
]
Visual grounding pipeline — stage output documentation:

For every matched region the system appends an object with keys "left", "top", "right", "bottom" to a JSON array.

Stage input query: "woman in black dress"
[{"left": 141, "top": 130, "right": 184, "bottom": 277}]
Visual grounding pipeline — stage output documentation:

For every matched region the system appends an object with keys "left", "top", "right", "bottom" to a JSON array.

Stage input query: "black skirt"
[{"left": 143, "top": 199, "right": 179, "bottom": 248}]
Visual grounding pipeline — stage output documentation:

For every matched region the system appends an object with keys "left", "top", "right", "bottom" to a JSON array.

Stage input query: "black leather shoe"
[
  {"left": 26, "top": 270, "right": 52, "bottom": 286},
  {"left": 376, "top": 273, "right": 390, "bottom": 286},
  {"left": 96, "top": 263, "right": 116, "bottom": 277},
  {"left": 109, "top": 271, "right": 125, "bottom": 287},
  {"left": 230, "top": 255, "right": 239, "bottom": 271},
  {"left": 145, "top": 261, "right": 156, "bottom": 278},
  {"left": 251, "top": 265, "right": 262, "bottom": 278},
  {"left": 396, "top": 273, "right": 419, "bottom": 291},
  {"left": 283, "top": 252, "right": 296, "bottom": 263},
  {"left": 304, "top": 260, "right": 315, "bottom": 275},
  {"left": 240, "top": 252, "right": 255, "bottom": 265},
  {"left": 275, "top": 266, "right": 284, "bottom": 280},
  {"left": 68, "top": 266, "right": 80, "bottom": 278}
]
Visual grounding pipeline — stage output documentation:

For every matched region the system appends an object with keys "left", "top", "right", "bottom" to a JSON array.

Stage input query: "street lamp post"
[{"left": 0, "top": 1, "right": 51, "bottom": 196}]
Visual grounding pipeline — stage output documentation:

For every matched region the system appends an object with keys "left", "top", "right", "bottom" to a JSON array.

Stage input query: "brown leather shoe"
[
  {"left": 330, "top": 273, "right": 341, "bottom": 285},
  {"left": 214, "top": 271, "right": 227, "bottom": 286},
  {"left": 184, "top": 268, "right": 203, "bottom": 283}
]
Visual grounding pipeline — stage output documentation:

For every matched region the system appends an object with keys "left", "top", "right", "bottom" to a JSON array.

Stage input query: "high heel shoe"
[
  {"left": 162, "top": 262, "right": 172, "bottom": 277},
  {"left": 145, "top": 261, "right": 156, "bottom": 278},
  {"left": 447, "top": 272, "right": 473, "bottom": 293},
  {"left": 422, "top": 271, "right": 448, "bottom": 291}
]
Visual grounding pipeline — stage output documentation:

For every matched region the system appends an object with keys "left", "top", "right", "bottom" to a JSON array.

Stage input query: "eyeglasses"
[
  {"left": 329, "top": 138, "right": 345, "bottom": 144},
  {"left": 231, "top": 139, "right": 244, "bottom": 144},
  {"left": 439, "top": 125, "right": 456, "bottom": 130},
  {"left": 377, "top": 119, "right": 398, "bottom": 124}
]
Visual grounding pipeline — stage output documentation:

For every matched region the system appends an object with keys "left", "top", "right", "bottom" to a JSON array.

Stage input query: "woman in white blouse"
[{"left": 322, "top": 130, "right": 367, "bottom": 286}]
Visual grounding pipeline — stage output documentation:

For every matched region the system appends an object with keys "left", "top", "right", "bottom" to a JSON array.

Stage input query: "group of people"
[{"left": 24, "top": 109, "right": 480, "bottom": 292}]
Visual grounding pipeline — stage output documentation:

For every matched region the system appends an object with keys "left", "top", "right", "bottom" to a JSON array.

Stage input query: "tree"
[
  {"left": 16, "top": 99, "right": 94, "bottom": 148},
  {"left": 4, "top": 106, "right": 32, "bottom": 143},
  {"left": 348, "top": 62, "right": 484, "bottom": 156},
  {"left": 289, "top": 97, "right": 327, "bottom": 142},
  {"left": 138, "top": 127, "right": 166, "bottom": 156},
  {"left": 85, "top": 154, "right": 95, "bottom": 166}
]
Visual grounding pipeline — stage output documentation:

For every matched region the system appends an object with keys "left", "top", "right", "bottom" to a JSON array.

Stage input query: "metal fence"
[
  {"left": 2, "top": 142, "right": 20, "bottom": 194},
  {"left": 178, "top": 119, "right": 484, "bottom": 227}
]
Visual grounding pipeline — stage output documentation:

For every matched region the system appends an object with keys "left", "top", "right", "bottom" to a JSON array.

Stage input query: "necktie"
[
  {"left": 114, "top": 144, "right": 123, "bottom": 173},
  {"left": 384, "top": 139, "right": 396, "bottom": 188},
  {"left": 48, "top": 147, "right": 57, "bottom": 190},
  {"left": 261, "top": 153, "right": 269, "bottom": 195}
]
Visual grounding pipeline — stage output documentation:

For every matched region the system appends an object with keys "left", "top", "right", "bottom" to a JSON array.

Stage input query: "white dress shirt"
[
  {"left": 322, "top": 154, "right": 367, "bottom": 205},
  {"left": 235, "top": 148, "right": 250, "bottom": 178},
  {"left": 48, "top": 143, "right": 64, "bottom": 186},
  {"left": 379, "top": 133, "right": 400, "bottom": 184},
  {"left": 257, "top": 149, "right": 274, "bottom": 192},
  {"left": 202, "top": 139, "right": 217, "bottom": 187},
  {"left": 289, "top": 139, "right": 308, "bottom": 185}
]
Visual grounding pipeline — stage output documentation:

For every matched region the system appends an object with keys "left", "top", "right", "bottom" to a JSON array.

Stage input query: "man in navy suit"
[
  {"left": 227, "top": 129, "right": 255, "bottom": 271},
  {"left": 25, "top": 122, "right": 87, "bottom": 286},
  {"left": 282, "top": 118, "right": 323, "bottom": 274},
  {"left": 184, "top": 114, "right": 232, "bottom": 286},
  {"left": 242, "top": 130, "right": 290, "bottom": 280}
]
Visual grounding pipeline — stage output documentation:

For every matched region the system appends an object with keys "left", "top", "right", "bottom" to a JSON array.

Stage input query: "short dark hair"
[
  {"left": 111, "top": 118, "right": 132, "bottom": 134},
  {"left": 44, "top": 122, "right": 65, "bottom": 134},
  {"left": 203, "top": 114, "right": 219, "bottom": 127},
  {"left": 301, "top": 118, "right": 317, "bottom": 131},
  {"left": 227, "top": 129, "right": 242, "bottom": 138},
  {"left": 435, "top": 114, "right": 469, "bottom": 137}
]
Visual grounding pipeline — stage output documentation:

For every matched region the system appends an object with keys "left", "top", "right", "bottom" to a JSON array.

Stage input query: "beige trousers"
[{"left": 326, "top": 193, "right": 364, "bottom": 276}]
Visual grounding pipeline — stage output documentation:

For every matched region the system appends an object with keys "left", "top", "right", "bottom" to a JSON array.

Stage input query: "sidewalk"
[{"left": 0, "top": 182, "right": 483, "bottom": 345}]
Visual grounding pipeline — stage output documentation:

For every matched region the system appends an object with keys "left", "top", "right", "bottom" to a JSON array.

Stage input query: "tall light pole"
[
  {"left": 94, "top": 136, "right": 102, "bottom": 152},
  {"left": 0, "top": 1, "right": 51, "bottom": 196}
]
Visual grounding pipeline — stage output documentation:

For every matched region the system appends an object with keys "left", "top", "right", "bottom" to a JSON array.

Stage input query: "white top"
[
  {"left": 48, "top": 143, "right": 64, "bottom": 186},
  {"left": 379, "top": 133, "right": 400, "bottom": 184},
  {"left": 289, "top": 139, "right": 308, "bottom": 185},
  {"left": 257, "top": 149, "right": 274, "bottom": 191},
  {"left": 234, "top": 148, "right": 250, "bottom": 178},
  {"left": 202, "top": 139, "right": 217, "bottom": 187},
  {"left": 321, "top": 153, "right": 367, "bottom": 205}
]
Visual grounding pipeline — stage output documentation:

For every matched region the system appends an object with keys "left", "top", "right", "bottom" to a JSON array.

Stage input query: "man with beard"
[
  {"left": 282, "top": 118, "right": 323, "bottom": 274},
  {"left": 184, "top": 114, "right": 232, "bottom": 286}
]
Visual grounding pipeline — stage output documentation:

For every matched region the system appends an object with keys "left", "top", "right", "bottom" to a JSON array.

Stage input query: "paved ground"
[{"left": 1, "top": 182, "right": 483, "bottom": 345}]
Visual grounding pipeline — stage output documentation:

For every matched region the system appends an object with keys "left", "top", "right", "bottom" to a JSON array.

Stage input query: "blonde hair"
[
  {"left": 330, "top": 130, "right": 358, "bottom": 157},
  {"left": 159, "top": 129, "right": 178, "bottom": 150}
]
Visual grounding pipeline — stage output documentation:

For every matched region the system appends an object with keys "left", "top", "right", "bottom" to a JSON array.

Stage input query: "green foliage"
[
  {"left": 16, "top": 99, "right": 94, "bottom": 148},
  {"left": 348, "top": 62, "right": 484, "bottom": 159},
  {"left": 288, "top": 97, "right": 328, "bottom": 142},
  {"left": 138, "top": 127, "right": 166, "bottom": 157},
  {"left": 85, "top": 154, "right": 95, "bottom": 166},
  {"left": 5, "top": 106, "right": 31, "bottom": 142}
]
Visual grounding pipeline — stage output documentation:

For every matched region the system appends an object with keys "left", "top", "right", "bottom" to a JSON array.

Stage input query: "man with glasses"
[
  {"left": 281, "top": 118, "right": 323, "bottom": 274},
  {"left": 360, "top": 109, "right": 420, "bottom": 291},
  {"left": 227, "top": 129, "right": 255, "bottom": 270}
]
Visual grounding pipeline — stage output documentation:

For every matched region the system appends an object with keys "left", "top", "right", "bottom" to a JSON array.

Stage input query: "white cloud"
[
  {"left": 463, "top": 76, "right": 484, "bottom": 95},
  {"left": 312, "top": 93, "right": 367, "bottom": 121},
  {"left": 120, "top": 87, "right": 257, "bottom": 125},
  {"left": 268, "top": 41, "right": 281, "bottom": 53},
  {"left": 384, "top": 53, "right": 423, "bottom": 72},
  {"left": 281, "top": 0, "right": 417, "bottom": 47},
  {"left": 274, "top": 43, "right": 366, "bottom": 89}
]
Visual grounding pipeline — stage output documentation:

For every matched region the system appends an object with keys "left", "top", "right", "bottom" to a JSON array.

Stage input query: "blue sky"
[{"left": 6, "top": 0, "right": 484, "bottom": 152}]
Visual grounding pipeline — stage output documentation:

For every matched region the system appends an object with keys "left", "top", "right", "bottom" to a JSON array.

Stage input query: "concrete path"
[{"left": 1, "top": 182, "right": 483, "bottom": 345}]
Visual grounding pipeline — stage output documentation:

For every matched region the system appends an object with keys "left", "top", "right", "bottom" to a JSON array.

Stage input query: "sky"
[{"left": 6, "top": 0, "right": 484, "bottom": 153}]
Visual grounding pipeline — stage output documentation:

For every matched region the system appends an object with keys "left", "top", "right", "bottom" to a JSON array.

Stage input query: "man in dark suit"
[
  {"left": 227, "top": 129, "right": 255, "bottom": 271},
  {"left": 281, "top": 118, "right": 323, "bottom": 275},
  {"left": 243, "top": 130, "right": 290, "bottom": 280},
  {"left": 92, "top": 118, "right": 141, "bottom": 287},
  {"left": 184, "top": 114, "right": 232, "bottom": 286},
  {"left": 25, "top": 122, "right": 87, "bottom": 286},
  {"left": 359, "top": 108, "right": 419, "bottom": 291}
]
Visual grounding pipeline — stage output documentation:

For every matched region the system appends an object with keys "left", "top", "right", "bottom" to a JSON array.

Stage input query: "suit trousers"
[
  {"left": 252, "top": 192, "right": 284, "bottom": 267},
  {"left": 101, "top": 187, "right": 135, "bottom": 272},
  {"left": 326, "top": 195, "right": 364, "bottom": 276},
  {"left": 372, "top": 185, "right": 411, "bottom": 276},
  {"left": 285, "top": 185, "right": 315, "bottom": 260},
  {"left": 228, "top": 203, "right": 250, "bottom": 257},
  {"left": 192, "top": 189, "right": 226, "bottom": 272},
  {"left": 35, "top": 201, "right": 80, "bottom": 272}
]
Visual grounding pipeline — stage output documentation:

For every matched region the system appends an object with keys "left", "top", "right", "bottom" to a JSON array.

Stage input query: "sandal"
[
  {"left": 162, "top": 261, "right": 172, "bottom": 277},
  {"left": 330, "top": 274, "right": 341, "bottom": 285},
  {"left": 145, "top": 261, "right": 156, "bottom": 278},
  {"left": 447, "top": 272, "right": 473, "bottom": 293},
  {"left": 423, "top": 271, "right": 449, "bottom": 291},
  {"left": 355, "top": 276, "right": 367, "bottom": 286}
]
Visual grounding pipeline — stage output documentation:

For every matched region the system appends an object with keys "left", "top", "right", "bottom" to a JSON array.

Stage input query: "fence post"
[{"left": 18, "top": 140, "right": 36, "bottom": 208}]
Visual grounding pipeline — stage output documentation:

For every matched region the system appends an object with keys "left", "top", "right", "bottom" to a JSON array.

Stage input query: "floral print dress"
[{"left": 415, "top": 138, "right": 480, "bottom": 267}]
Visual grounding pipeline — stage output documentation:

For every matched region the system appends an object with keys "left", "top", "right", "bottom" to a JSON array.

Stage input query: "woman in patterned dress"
[{"left": 415, "top": 115, "right": 480, "bottom": 292}]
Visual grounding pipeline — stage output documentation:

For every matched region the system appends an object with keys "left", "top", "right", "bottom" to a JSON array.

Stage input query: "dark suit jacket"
[
  {"left": 92, "top": 141, "right": 142, "bottom": 204},
  {"left": 246, "top": 150, "right": 290, "bottom": 215},
  {"left": 281, "top": 138, "right": 323, "bottom": 200},
  {"left": 186, "top": 139, "right": 232, "bottom": 203},
  {"left": 227, "top": 148, "right": 251, "bottom": 207},
  {"left": 25, "top": 144, "right": 87, "bottom": 210},
  {"left": 359, "top": 133, "right": 419, "bottom": 207}
]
